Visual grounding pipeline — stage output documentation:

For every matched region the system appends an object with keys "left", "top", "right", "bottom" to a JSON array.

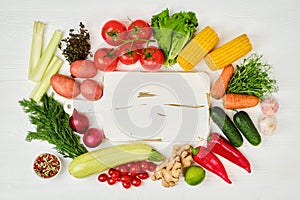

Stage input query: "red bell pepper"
[
  {"left": 190, "top": 145, "right": 232, "bottom": 184},
  {"left": 207, "top": 132, "right": 251, "bottom": 173}
]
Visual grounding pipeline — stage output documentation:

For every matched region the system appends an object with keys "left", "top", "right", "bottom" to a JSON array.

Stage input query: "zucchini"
[
  {"left": 233, "top": 111, "right": 262, "bottom": 146},
  {"left": 68, "top": 143, "right": 164, "bottom": 178},
  {"left": 210, "top": 106, "right": 243, "bottom": 147}
]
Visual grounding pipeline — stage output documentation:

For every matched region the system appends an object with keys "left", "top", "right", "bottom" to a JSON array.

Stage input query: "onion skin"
[
  {"left": 83, "top": 128, "right": 105, "bottom": 148},
  {"left": 69, "top": 109, "right": 90, "bottom": 134}
]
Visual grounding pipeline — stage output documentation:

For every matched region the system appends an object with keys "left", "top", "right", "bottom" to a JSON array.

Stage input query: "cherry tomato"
[
  {"left": 148, "top": 162, "right": 157, "bottom": 172},
  {"left": 118, "top": 165, "right": 129, "bottom": 175},
  {"left": 98, "top": 173, "right": 109, "bottom": 182},
  {"left": 137, "top": 172, "right": 149, "bottom": 180},
  {"left": 94, "top": 48, "right": 119, "bottom": 71},
  {"left": 110, "top": 170, "right": 121, "bottom": 180},
  {"left": 140, "top": 46, "right": 164, "bottom": 71},
  {"left": 138, "top": 160, "right": 149, "bottom": 171},
  {"left": 126, "top": 162, "right": 135, "bottom": 168},
  {"left": 120, "top": 175, "right": 131, "bottom": 183},
  {"left": 118, "top": 43, "right": 140, "bottom": 65},
  {"left": 107, "top": 177, "right": 117, "bottom": 185},
  {"left": 108, "top": 168, "right": 116, "bottom": 176},
  {"left": 128, "top": 19, "right": 152, "bottom": 44},
  {"left": 131, "top": 177, "right": 142, "bottom": 187},
  {"left": 129, "top": 163, "right": 141, "bottom": 174},
  {"left": 122, "top": 181, "right": 131, "bottom": 189},
  {"left": 101, "top": 20, "right": 127, "bottom": 46}
]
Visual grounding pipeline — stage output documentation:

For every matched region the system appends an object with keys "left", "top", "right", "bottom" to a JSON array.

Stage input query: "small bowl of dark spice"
[{"left": 33, "top": 153, "right": 61, "bottom": 179}]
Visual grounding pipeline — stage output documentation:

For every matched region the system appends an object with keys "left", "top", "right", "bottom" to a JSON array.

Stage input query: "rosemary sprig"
[
  {"left": 19, "top": 94, "right": 87, "bottom": 159},
  {"left": 227, "top": 53, "right": 278, "bottom": 99}
]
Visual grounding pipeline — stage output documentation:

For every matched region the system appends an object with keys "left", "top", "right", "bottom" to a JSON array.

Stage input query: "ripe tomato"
[
  {"left": 148, "top": 162, "right": 157, "bottom": 172},
  {"left": 110, "top": 170, "right": 121, "bottom": 180},
  {"left": 107, "top": 177, "right": 117, "bottom": 185},
  {"left": 122, "top": 181, "right": 131, "bottom": 189},
  {"left": 131, "top": 177, "right": 142, "bottom": 187},
  {"left": 118, "top": 43, "right": 141, "bottom": 65},
  {"left": 97, "top": 173, "right": 108, "bottom": 182},
  {"left": 108, "top": 168, "right": 116, "bottom": 176},
  {"left": 120, "top": 175, "right": 131, "bottom": 183},
  {"left": 101, "top": 20, "right": 127, "bottom": 46},
  {"left": 128, "top": 19, "right": 152, "bottom": 44},
  {"left": 140, "top": 46, "right": 164, "bottom": 71},
  {"left": 94, "top": 48, "right": 119, "bottom": 71},
  {"left": 129, "top": 163, "right": 141, "bottom": 174},
  {"left": 118, "top": 165, "right": 129, "bottom": 175},
  {"left": 138, "top": 160, "right": 149, "bottom": 171},
  {"left": 137, "top": 172, "right": 149, "bottom": 180}
]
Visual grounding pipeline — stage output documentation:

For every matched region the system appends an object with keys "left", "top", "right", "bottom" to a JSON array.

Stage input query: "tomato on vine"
[
  {"left": 140, "top": 46, "right": 164, "bottom": 71},
  {"left": 101, "top": 20, "right": 127, "bottom": 46},
  {"left": 94, "top": 48, "right": 119, "bottom": 71},
  {"left": 118, "top": 42, "right": 141, "bottom": 65},
  {"left": 128, "top": 19, "right": 152, "bottom": 44}
]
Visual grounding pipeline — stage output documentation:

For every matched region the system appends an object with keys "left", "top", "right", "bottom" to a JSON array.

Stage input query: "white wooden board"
[{"left": 67, "top": 71, "right": 210, "bottom": 142}]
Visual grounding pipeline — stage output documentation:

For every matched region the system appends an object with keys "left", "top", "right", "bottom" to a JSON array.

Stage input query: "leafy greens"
[
  {"left": 227, "top": 53, "right": 279, "bottom": 99},
  {"left": 19, "top": 94, "right": 87, "bottom": 159},
  {"left": 151, "top": 8, "right": 198, "bottom": 66}
]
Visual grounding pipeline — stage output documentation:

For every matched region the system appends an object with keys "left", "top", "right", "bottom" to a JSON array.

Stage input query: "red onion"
[
  {"left": 69, "top": 109, "right": 89, "bottom": 134},
  {"left": 83, "top": 128, "right": 105, "bottom": 148}
]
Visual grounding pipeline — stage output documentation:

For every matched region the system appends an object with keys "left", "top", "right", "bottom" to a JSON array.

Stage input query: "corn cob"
[
  {"left": 177, "top": 26, "right": 219, "bottom": 71},
  {"left": 205, "top": 34, "right": 252, "bottom": 71}
]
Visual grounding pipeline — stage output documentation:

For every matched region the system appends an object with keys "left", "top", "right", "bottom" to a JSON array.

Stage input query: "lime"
[{"left": 184, "top": 166, "right": 206, "bottom": 186}]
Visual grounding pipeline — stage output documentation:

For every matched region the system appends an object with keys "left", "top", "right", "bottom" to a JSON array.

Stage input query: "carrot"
[
  {"left": 210, "top": 64, "right": 234, "bottom": 99},
  {"left": 223, "top": 93, "right": 259, "bottom": 110}
]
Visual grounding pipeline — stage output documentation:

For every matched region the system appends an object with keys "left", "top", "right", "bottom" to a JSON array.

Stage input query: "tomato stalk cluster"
[{"left": 94, "top": 19, "right": 164, "bottom": 71}]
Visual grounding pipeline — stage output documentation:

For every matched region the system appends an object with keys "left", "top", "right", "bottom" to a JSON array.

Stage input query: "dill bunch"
[
  {"left": 227, "top": 53, "right": 278, "bottom": 100},
  {"left": 19, "top": 94, "right": 87, "bottom": 159}
]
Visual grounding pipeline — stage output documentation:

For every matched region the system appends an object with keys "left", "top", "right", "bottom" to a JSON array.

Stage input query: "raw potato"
[
  {"left": 70, "top": 60, "right": 97, "bottom": 78},
  {"left": 50, "top": 74, "right": 80, "bottom": 99},
  {"left": 80, "top": 79, "right": 103, "bottom": 101}
]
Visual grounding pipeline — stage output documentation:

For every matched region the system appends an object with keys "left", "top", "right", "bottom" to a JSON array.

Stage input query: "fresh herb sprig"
[
  {"left": 227, "top": 53, "right": 278, "bottom": 99},
  {"left": 59, "top": 22, "right": 92, "bottom": 64},
  {"left": 19, "top": 94, "right": 87, "bottom": 159}
]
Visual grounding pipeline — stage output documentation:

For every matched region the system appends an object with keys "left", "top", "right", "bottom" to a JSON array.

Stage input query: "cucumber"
[
  {"left": 233, "top": 111, "right": 262, "bottom": 146},
  {"left": 210, "top": 106, "right": 243, "bottom": 147}
]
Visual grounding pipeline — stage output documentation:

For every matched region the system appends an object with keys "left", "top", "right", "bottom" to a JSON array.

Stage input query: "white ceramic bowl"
[{"left": 33, "top": 152, "right": 61, "bottom": 179}]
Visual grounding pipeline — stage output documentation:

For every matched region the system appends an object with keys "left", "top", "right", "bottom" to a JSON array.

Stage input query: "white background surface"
[{"left": 1, "top": 0, "right": 300, "bottom": 199}]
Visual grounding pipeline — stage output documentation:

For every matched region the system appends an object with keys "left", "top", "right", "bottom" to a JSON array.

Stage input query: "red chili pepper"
[
  {"left": 207, "top": 132, "right": 251, "bottom": 173},
  {"left": 190, "top": 145, "right": 232, "bottom": 184}
]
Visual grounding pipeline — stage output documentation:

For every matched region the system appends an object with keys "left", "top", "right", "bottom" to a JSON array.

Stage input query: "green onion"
[
  {"left": 30, "top": 56, "right": 63, "bottom": 103},
  {"left": 29, "top": 30, "right": 63, "bottom": 82},
  {"left": 28, "top": 21, "right": 46, "bottom": 78}
]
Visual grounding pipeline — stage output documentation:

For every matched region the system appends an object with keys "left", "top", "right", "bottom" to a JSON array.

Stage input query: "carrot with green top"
[
  {"left": 210, "top": 64, "right": 234, "bottom": 99},
  {"left": 223, "top": 93, "right": 259, "bottom": 110}
]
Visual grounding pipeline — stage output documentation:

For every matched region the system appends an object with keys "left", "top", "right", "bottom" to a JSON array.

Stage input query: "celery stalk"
[
  {"left": 30, "top": 56, "right": 63, "bottom": 102},
  {"left": 29, "top": 30, "right": 63, "bottom": 82},
  {"left": 28, "top": 21, "right": 46, "bottom": 78}
]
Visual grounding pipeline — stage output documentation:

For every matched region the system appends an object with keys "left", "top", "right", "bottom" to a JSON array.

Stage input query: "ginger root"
[{"left": 151, "top": 144, "right": 193, "bottom": 187}]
